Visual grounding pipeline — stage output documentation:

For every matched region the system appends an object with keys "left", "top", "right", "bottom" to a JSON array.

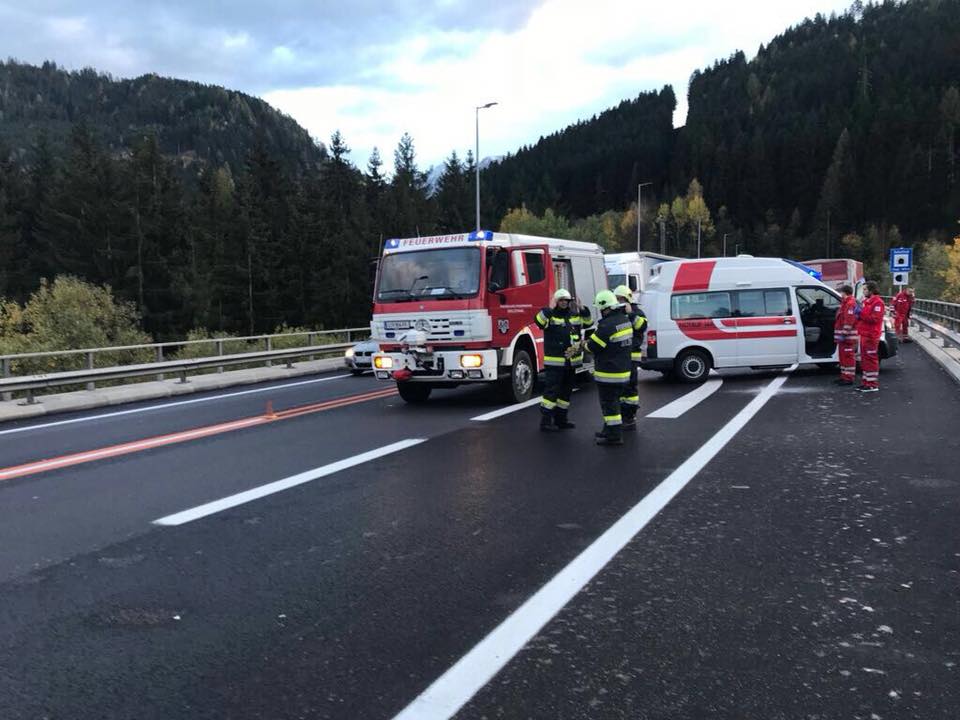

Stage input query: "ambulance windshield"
[{"left": 377, "top": 247, "right": 481, "bottom": 301}]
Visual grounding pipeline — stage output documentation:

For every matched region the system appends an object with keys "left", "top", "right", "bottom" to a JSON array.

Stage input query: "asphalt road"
[{"left": 0, "top": 345, "right": 957, "bottom": 720}]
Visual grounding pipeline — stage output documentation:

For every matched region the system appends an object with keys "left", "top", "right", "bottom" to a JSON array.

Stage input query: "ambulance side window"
[
  {"left": 735, "top": 289, "right": 791, "bottom": 317},
  {"left": 671, "top": 292, "right": 732, "bottom": 320},
  {"left": 796, "top": 287, "right": 839, "bottom": 319},
  {"left": 763, "top": 290, "right": 791, "bottom": 316}
]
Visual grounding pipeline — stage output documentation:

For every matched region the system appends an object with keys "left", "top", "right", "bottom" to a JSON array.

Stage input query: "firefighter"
[
  {"left": 535, "top": 289, "right": 591, "bottom": 431},
  {"left": 834, "top": 284, "right": 858, "bottom": 386},
  {"left": 586, "top": 290, "right": 633, "bottom": 446},
  {"left": 856, "top": 281, "right": 885, "bottom": 393},
  {"left": 612, "top": 284, "right": 647, "bottom": 429},
  {"left": 892, "top": 285, "right": 914, "bottom": 342}
]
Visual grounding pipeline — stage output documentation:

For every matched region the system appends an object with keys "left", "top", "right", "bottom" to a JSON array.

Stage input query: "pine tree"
[
  {"left": 435, "top": 151, "right": 470, "bottom": 233},
  {"left": 41, "top": 122, "right": 132, "bottom": 289},
  {"left": 128, "top": 132, "right": 188, "bottom": 334},
  {"left": 389, "top": 133, "right": 435, "bottom": 237}
]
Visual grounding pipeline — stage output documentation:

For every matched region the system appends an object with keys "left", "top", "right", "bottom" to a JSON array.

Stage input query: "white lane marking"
[
  {"left": 645, "top": 378, "right": 723, "bottom": 419},
  {"left": 471, "top": 397, "right": 542, "bottom": 422},
  {"left": 153, "top": 438, "right": 426, "bottom": 526},
  {"left": 391, "top": 369, "right": 792, "bottom": 720},
  {"left": 0, "top": 374, "right": 352, "bottom": 436}
]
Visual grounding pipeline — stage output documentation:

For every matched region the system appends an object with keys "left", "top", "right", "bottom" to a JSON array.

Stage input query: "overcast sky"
[{"left": 1, "top": 0, "right": 853, "bottom": 173}]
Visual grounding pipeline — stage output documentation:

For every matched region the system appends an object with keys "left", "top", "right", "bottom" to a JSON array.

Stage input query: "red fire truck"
[{"left": 370, "top": 230, "right": 607, "bottom": 403}]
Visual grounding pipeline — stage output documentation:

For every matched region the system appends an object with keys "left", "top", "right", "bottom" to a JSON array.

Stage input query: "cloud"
[
  {"left": 265, "top": 0, "right": 852, "bottom": 173},
  {"left": 1, "top": 0, "right": 851, "bottom": 173}
]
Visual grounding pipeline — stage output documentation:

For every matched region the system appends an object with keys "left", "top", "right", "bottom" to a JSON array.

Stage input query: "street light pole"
[
  {"left": 637, "top": 182, "right": 652, "bottom": 254},
  {"left": 475, "top": 102, "right": 498, "bottom": 231}
]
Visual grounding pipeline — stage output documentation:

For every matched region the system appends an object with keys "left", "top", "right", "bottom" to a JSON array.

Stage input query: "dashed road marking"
[
  {"left": 391, "top": 368, "right": 792, "bottom": 720},
  {"left": 646, "top": 378, "right": 723, "bottom": 418},
  {"left": 153, "top": 438, "right": 426, "bottom": 526}
]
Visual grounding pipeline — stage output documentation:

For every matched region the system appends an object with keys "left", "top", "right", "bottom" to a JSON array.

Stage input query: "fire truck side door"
[{"left": 487, "top": 246, "right": 551, "bottom": 347}]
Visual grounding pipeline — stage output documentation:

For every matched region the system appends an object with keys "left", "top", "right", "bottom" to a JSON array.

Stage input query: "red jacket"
[
  {"left": 892, "top": 291, "right": 913, "bottom": 317},
  {"left": 857, "top": 295, "right": 886, "bottom": 339},
  {"left": 834, "top": 295, "right": 858, "bottom": 341}
]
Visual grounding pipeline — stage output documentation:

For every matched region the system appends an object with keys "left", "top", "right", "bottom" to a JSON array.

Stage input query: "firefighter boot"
[
  {"left": 554, "top": 409, "right": 576, "bottom": 430},
  {"left": 621, "top": 409, "right": 637, "bottom": 431},
  {"left": 540, "top": 412, "right": 559, "bottom": 432},
  {"left": 595, "top": 424, "right": 624, "bottom": 446}
]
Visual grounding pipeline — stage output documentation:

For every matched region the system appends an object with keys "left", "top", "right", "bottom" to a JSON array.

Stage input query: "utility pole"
[
  {"left": 723, "top": 232, "right": 728, "bottom": 257},
  {"left": 697, "top": 218, "right": 702, "bottom": 259},
  {"left": 637, "top": 182, "right": 652, "bottom": 254},
  {"left": 659, "top": 219, "right": 666, "bottom": 255}
]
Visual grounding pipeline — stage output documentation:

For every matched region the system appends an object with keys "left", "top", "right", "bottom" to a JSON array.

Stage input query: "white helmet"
[{"left": 552, "top": 289, "right": 572, "bottom": 303}]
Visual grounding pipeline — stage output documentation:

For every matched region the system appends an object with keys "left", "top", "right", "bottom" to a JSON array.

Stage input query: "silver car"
[{"left": 344, "top": 339, "right": 379, "bottom": 375}]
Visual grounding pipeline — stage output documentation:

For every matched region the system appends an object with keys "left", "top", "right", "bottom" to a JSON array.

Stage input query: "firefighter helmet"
[
  {"left": 613, "top": 284, "right": 633, "bottom": 303},
  {"left": 552, "top": 288, "right": 572, "bottom": 303},
  {"left": 595, "top": 289, "right": 620, "bottom": 310}
]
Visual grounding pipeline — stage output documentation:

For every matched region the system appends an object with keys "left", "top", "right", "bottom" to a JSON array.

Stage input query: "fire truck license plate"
[{"left": 384, "top": 320, "right": 412, "bottom": 329}]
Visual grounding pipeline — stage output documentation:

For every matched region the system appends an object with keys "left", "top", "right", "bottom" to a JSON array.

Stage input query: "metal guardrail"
[
  {"left": 0, "top": 327, "right": 369, "bottom": 403},
  {"left": 910, "top": 298, "right": 960, "bottom": 335},
  {"left": 882, "top": 295, "right": 960, "bottom": 353}
]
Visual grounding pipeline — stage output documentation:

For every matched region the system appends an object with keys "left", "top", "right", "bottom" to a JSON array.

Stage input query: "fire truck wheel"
[
  {"left": 501, "top": 349, "right": 535, "bottom": 403},
  {"left": 675, "top": 348, "right": 711, "bottom": 383},
  {"left": 396, "top": 382, "right": 432, "bottom": 403}
]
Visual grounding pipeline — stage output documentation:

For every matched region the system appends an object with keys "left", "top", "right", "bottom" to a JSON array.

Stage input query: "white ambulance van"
[{"left": 640, "top": 257, "right": 897, "bottom": 382}]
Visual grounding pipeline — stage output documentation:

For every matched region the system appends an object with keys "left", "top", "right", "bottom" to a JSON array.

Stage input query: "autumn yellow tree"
[{"left": 940, "top": 235, "right": 960, "bottom": 302}]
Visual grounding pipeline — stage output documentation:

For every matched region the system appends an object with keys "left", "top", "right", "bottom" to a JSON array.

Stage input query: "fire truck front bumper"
[{"left": 372, "top": 348, "right": 500, "bottom": 383}]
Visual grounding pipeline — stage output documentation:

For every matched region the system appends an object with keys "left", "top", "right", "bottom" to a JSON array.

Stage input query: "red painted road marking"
[{"left": 0, "top": 387, "right": 398, "bottom": 482}]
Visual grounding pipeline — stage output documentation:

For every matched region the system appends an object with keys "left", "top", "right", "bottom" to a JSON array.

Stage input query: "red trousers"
[
  {"left": 838, "top": 338, "right": 857, "bottom": 382},
  {"left": 895, "top": 313, "right": 910, "bottom": 338},
  {"left": 859, "top": 335, "right": 880, "bottom": 388}
]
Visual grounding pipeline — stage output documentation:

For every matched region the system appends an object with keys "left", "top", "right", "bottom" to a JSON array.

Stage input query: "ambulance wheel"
[
  {"left": 501, "top": 349, "right": 535, "bottom": 403},
  {"left": 675, "top": 349, "right": 711, "bottom": 383},
  {"left": 397, "top": 382, "right": 432, "bottom": 403}
]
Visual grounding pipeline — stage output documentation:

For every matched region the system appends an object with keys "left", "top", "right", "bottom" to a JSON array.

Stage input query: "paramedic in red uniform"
[
  {"left": 834, "top": 284, "right": 858, "bottom": 386},
  {"left": 856, "top": 282, "right": 885, "bottom": 393},
  {"left": 892, "top": 286, "right": 914, "bottom": 342}
]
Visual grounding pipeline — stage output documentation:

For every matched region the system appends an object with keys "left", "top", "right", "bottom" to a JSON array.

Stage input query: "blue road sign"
[{"left": 889, "top": 247, "right": 913, "bottom": 273}]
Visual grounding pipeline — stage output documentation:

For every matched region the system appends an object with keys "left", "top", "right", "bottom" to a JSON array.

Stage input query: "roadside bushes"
[{"left": 0, "top": 276, "right": 152, "bottom": 374}]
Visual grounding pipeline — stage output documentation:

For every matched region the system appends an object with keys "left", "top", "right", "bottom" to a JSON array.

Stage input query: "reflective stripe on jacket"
[
  {"left": 628, "top": 309, "right": 647, "bottom": 362},
  {"left": 587, "top": 309, "right": 632, "bottom": 383},
  {"left": 834, "top": 295, "right": 858, "bottom": 341},
  {"left": 535, "top": 305, "right": 592, "bottom": 367}
]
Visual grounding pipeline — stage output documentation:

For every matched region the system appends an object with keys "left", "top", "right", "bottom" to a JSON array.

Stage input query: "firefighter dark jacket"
[
  {"left": 535, "top": 305, "right": 592, "bottom": 367},
  {"left": 586, "top": 309, "right": 633, "bottom": 383}
]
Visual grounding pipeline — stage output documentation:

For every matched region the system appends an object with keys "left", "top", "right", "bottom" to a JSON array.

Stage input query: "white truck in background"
[{"left": 605, "top": 251, "right": 682, "bottom": 294}]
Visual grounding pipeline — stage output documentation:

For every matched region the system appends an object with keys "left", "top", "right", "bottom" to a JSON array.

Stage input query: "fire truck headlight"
[
  {"left": 374, "top": 356, "right": 394, "bottom": 369},
  {"left": 460, "top": 354, "right": 484, "bottom": 369}
]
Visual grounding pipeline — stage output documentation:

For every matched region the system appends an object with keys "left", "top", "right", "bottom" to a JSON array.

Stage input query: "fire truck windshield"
[{"left": 377, "top": 247, "right": 481, "bottom": 301}]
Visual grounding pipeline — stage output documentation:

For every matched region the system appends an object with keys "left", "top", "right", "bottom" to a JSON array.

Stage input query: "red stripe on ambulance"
[{"left": 672, "top": 260, "right": 717, "bottom": 292}]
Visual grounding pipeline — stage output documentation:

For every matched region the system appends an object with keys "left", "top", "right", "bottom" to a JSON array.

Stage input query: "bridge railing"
[
  {"left": 0, "top": 327, "right": 370, "bottom": 403},
  {"left": 883, "top": 296, "right": 960, "bottom": 354},
  {"left": 910, "top": 298, "right": 960, "bottom": 336}
]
